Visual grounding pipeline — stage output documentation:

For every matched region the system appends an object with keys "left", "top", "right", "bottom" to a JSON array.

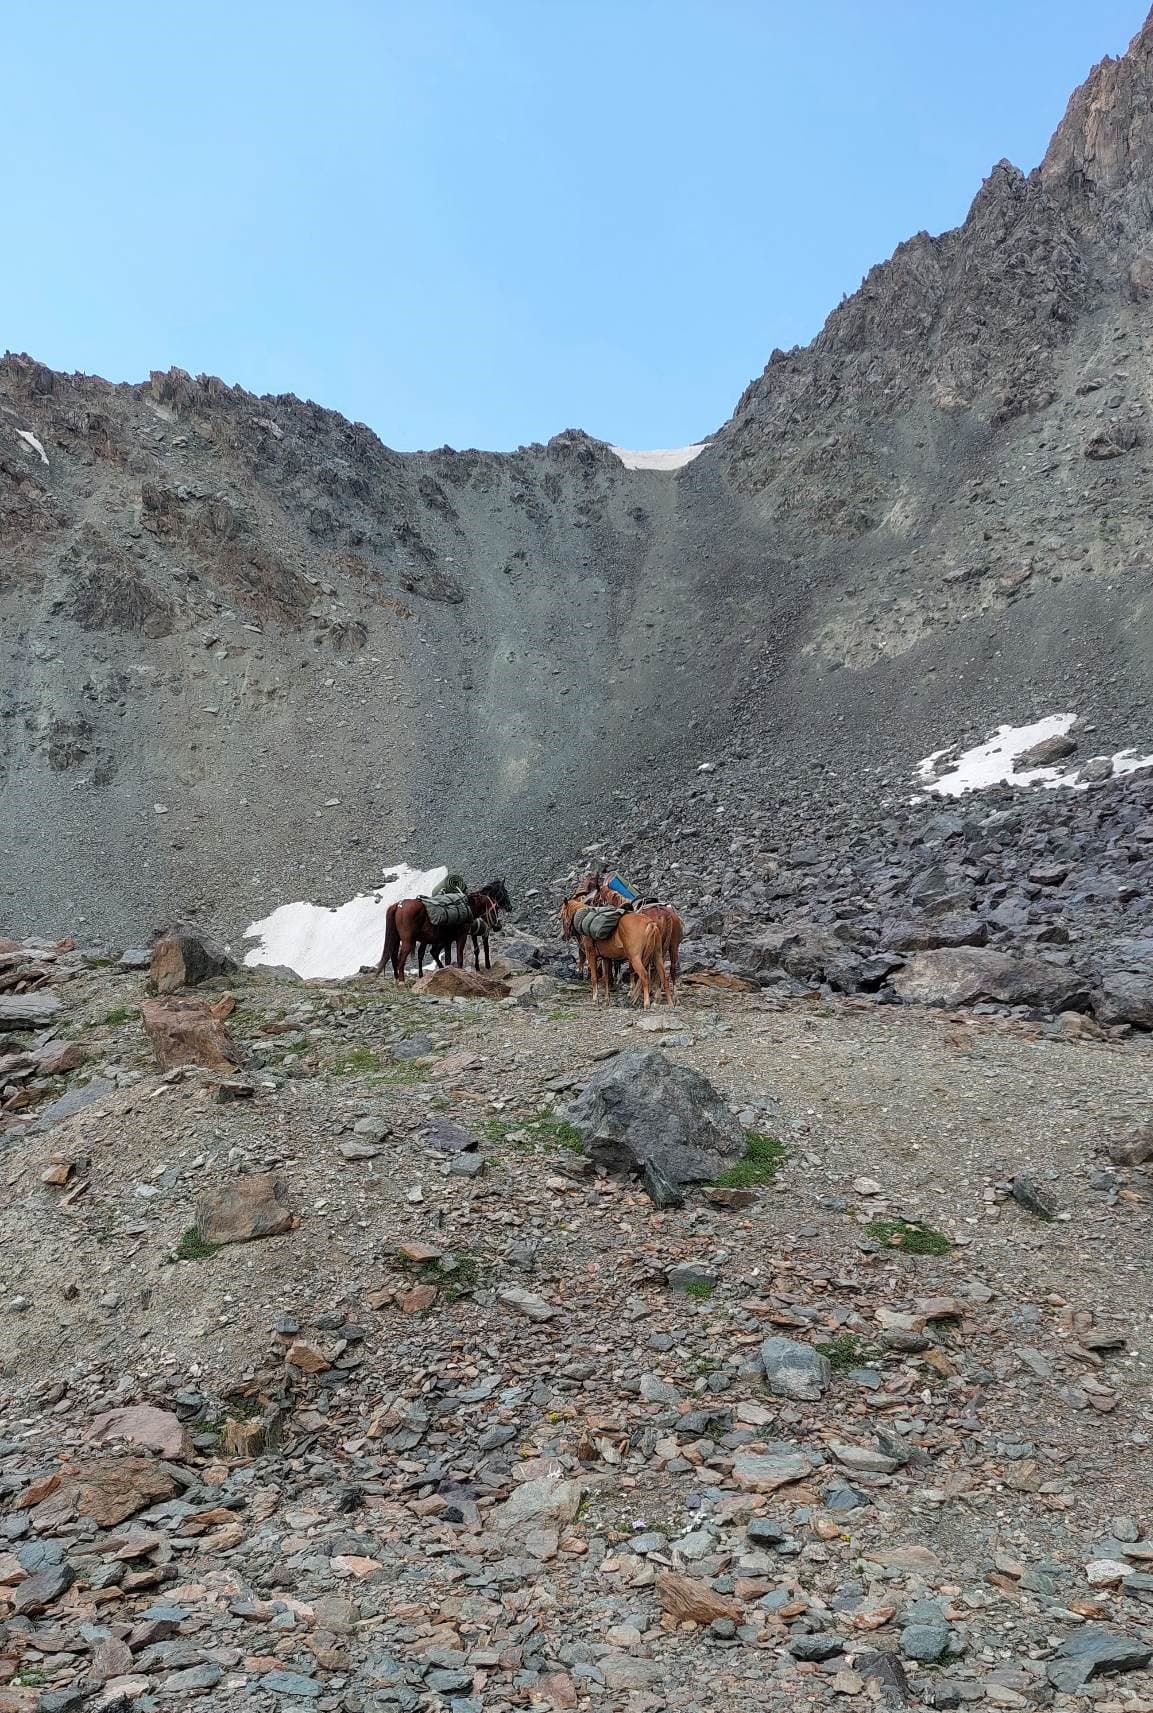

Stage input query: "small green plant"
[
  {"left": 866, "top": 1217, "right": 952, "bottom": 1256},
  {"left": 101, "top": 1006, "right": 134, "bottom": 1027},
  {"left": 374, "top": 1061, "right": 430, "bottom": 1085},
  {"left": 174, "top": 1227, "right": 220, "bottom": 1262},
  {"left": 329, "top": 1046, "right": 383, "bottom": 1076},
  {"left": 713, "top": 1131, "right": 787, "bottom": 1189},
  {"left": 13, "top": 1670, "right": 47, "bottom": 1687},
  {"left": 815, "top": 1332, "right": 880, "bottom": 1372},
  {"left": 480, "top": 1110, "right": 582, "bottom": 1151},
  {"left": 395, "top": 1247, "right": 482, "bottom": 1302},
  {"left": 684, "top": 1279, "right": 715, "bottom": 1301}
]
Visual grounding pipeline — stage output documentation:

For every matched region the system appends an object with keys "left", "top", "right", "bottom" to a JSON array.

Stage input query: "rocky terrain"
[
  {"left": 6, "top": 12, "right": 1153, "bottom": 948},
  {"left": 7, "top": 13, "right": 1153, "bottom": 1713},
  {"left": 2, "top": 935, "right": 1153, "bottom": 1713}
]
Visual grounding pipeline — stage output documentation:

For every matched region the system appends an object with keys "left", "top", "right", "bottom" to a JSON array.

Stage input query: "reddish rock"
[
  {"left": 141, "top": 995, "right": 241, "bottom": 1072},
  {"left": 147, "top": 932, "right": 236, "bottom": 995},
  {"left": 287, "top": 1339, "right": 330, "bottom": 1373},
  {"left": 71, "top": 1458, "right": 181, "bottom": 1527},
  {"left": 412, "top": 968, "right": 509, "bottom": 1000},
  {"left": 86, "top": 1405, "right": 189, "bottom": 1459},
  {"left": 656, "top": 1569, "right": 742, "bottom": 1625},
  {"left": 34, "top": 1040, "right": 87, "bottom": 1074},
  {"left": 196, "top": 1172, "right": 294, "bottom": 1245}
]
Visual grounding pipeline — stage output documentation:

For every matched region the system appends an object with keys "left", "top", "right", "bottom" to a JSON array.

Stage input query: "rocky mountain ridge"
[{"left": 5, "top": 10, "right": 1153, "bottom": 945}]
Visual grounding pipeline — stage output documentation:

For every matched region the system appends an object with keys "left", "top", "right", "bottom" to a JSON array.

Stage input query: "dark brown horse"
[{"left": 380, "top": 882, "right": 511, "bottom": 983}]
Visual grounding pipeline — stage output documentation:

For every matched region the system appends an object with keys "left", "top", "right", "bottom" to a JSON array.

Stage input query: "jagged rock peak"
[{"left": 1041, "top": 4, "right": 1153, "bottom": 218}]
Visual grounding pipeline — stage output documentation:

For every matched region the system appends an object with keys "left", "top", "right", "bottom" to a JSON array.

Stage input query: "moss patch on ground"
[
  {"left": 865, "top": 1217, "right": 952, "bottom": 1256},
  {"left": 713, "top": 1131, "right": 786, "bottom": 1189}
]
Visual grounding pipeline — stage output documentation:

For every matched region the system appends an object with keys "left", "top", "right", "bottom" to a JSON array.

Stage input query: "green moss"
[
  {"left": 395, "top": 1247, "right": 482, "bottom": 1303},
  {"left": 329, "top": 1046, "right": 383, "bottom": 1076},
  {"left": 684, "top": 1279, "right": 714, "bottom": 1301},
  {"left": 713, "top": 1131, "right": 787, "bottom": 1189},
  {"left": 866, "top": 1217, "right": 952, "bottom": 1256},
  {"left": 481, "top": 1110, "right": 582, "bottom": 1152},
  {"left": 174, "top": 1227, "right": 220, "bottom": 1262},
  {"left": 815, "top": 1332, "right": 880, "bottom": 1372},
  {"left": 101, "top": 1006, "right": 135, "bottom": 1027}
]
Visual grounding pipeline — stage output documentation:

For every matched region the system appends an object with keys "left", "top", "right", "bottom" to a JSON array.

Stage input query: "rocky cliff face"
[{"left": 5, "top": 10, "right": 1153, "bottom": 944}]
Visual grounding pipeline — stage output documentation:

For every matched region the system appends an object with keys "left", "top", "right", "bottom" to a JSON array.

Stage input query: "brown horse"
[
  {"left": 561, "top": 887, "right": 620, "bottom": 982},
  {"left": 581, "top": 910, "right": 669, "bottom": 1008},
  {"left": 380, "top": 882, "right": 510, "bottom": 983},
  {"left": 634, "top": 903, "right": 683, "bottom": 997}
]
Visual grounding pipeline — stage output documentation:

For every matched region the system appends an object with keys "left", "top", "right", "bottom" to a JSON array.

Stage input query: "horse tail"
[{"left": 381, "top": 902, "right": 400, "bottom": 976}]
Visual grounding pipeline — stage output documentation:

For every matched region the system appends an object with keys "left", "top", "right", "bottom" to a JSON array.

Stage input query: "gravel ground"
[{"left": 3, "top": 958, "right": 1153, "bottom": 1712}]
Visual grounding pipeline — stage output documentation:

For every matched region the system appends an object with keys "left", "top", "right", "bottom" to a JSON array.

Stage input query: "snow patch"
[
  {"left": 243, "top": 863, "right": 448, "bottom": 979},
  {"left": 918, "top": 714, "right": 1153, "bottom": 797},
  {"left": 609, "top": 444, "right": 706, "bottom": 471},
  {"left": 16, "top": 429, "right": 48, "bottom": 465}
]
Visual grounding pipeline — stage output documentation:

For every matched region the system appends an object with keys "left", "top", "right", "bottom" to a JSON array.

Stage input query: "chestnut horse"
[
  {"left": 580, "top": 909, "right": 669, "bottom": 1008},
  {"left": 634, "top": 903, "right": 683, "bottom": 996},
  {"left": 380, "top": 882, "right": 510, "bottom": 983}
]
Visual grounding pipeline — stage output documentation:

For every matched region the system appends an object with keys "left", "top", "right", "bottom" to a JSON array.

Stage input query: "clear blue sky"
[{"left": 3, "top": 1, "right": 1145, "bottom": 451}]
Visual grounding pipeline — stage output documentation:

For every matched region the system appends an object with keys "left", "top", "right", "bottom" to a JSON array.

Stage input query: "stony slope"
[{"left": 5, "top": 13, "right": 1153, "bottom": 944}]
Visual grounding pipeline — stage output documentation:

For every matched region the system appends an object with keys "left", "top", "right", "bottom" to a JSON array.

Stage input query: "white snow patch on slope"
[
  {"left": 918, "top": 714, "right": 1153, "bottom": 797},
  {"left": 609, "top": 444, "right": 706, "bottom": 471},
  {"left": 16, "top": 429, "right": 48, "bottom": 465},
  {"left": 243, "top": 863, "right": 447, "bottom": 979}
]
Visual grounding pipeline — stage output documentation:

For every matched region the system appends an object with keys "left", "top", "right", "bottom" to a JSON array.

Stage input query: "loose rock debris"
[{"left": 1, "top": 948, "right": 1153, "bottom": 1712}]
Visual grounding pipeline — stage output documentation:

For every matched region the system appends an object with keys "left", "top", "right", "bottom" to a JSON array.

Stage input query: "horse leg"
[
  {"left": 627, "top": 946, "right": 651, "bottom": 1008},
  {"left": 482, "top": 929, "right": 491, "bottom": 971}
]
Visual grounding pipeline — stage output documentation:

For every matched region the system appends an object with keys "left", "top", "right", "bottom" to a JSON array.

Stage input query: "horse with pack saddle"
[
  {"left": 561, "top": 871, "right": 682, "bottom": 1007},
  {"left": 379, "top": 876, "right": 512, "bottom": 983}
]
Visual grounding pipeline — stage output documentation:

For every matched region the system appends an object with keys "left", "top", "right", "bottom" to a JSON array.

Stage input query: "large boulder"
[
  {"left": 148, "top": 932, "right": 236, "bottom": 995},
  {"left": 883, "top": 914, "right": 988, "bottom": 953},
  {"left": 745, "top": 922, "right": 845, "bottom": 981},
  {"left": 568, "top": 1051, "right": 745, "bottom": 1200},
  {"left": 141, "top": 995, "right": 241, "bottom": 1071},
  {"left": 889, "top": 948, "right": 1091, "bottom": 1012},
  {"left": 412, "top": 968, "right": 509, "bottom": 999},
  {"left": 1095, "top": 971, "right": 1153, "bottom": 1029}
]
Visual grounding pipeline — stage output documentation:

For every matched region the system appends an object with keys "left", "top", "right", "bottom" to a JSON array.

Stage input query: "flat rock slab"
[
  {"left": 86, "top": 1406, "right": 189, "bottom": 1459},
  {"left": 732, "top": 1449, "right": 814, "bottom": 1492},
  {"left": 0, "top": 994, "right": 61, "bottom": 1029},
  {"left": 423, "top": 1118, "right": 477, "bottom": 1153},
  {"left": 1047, "top": 1626, "right": 1153, "bottom": 1690},
  {"left": 33, "top": 1078, "right": 116, "bottom": 1129},
  {"left": 761, "top": 1335, "right": 833, "bottom": 1400},
  {"left": 412, "top": 969, "right": 509, "bottom": 999},
  {"left": 196, "top": 1173, "right": 294, "bottom": 1245},
  {"left": 891, "top": 947, "right": 1090, "bottom": 1012}
]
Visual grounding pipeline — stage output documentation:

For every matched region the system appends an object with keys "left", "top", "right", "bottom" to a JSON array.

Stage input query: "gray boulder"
[
  {"left": 760, "top": 1336, "right": 832, "bottom": 1400},
  {"left": 1046, "top": 1627, "right": 1153, "bottom": 1692},
  {"left": 1096, "top": 971, "right": 1153, "bottom": 1028},
  {"left": 568, "top": 1052, "right": 744, "bottom": 1200},
  {"left": 890, "top": 948, "right": 1091, "bottom": 1012}
]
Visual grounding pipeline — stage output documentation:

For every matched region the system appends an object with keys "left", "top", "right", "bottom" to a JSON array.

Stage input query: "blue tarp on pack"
[{"left": 607, "top": 874, "right": 637, "bottom": 902}]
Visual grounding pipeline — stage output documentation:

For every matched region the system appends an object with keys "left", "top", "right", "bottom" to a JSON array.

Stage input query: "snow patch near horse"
[{"left": 243, "top": 864, "right": 447, "bottom": 979}]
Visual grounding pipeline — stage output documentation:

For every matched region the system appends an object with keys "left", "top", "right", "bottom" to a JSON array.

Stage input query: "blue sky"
[{"left": 4, "top": 1, "right": 1145, "bottom": 451}]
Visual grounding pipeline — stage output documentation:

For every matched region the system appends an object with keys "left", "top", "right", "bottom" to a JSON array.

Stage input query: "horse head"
[{"left": 481, "top": 879, "right": 512, "bottom": 913}]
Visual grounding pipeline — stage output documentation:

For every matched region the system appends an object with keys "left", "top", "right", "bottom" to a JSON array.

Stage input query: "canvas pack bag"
[
  {"left": 572, "top": 904, "right": 624, "bottom": 941},
  {"left": 422, "top": 892, "right": 473, "bottom": 930}
]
